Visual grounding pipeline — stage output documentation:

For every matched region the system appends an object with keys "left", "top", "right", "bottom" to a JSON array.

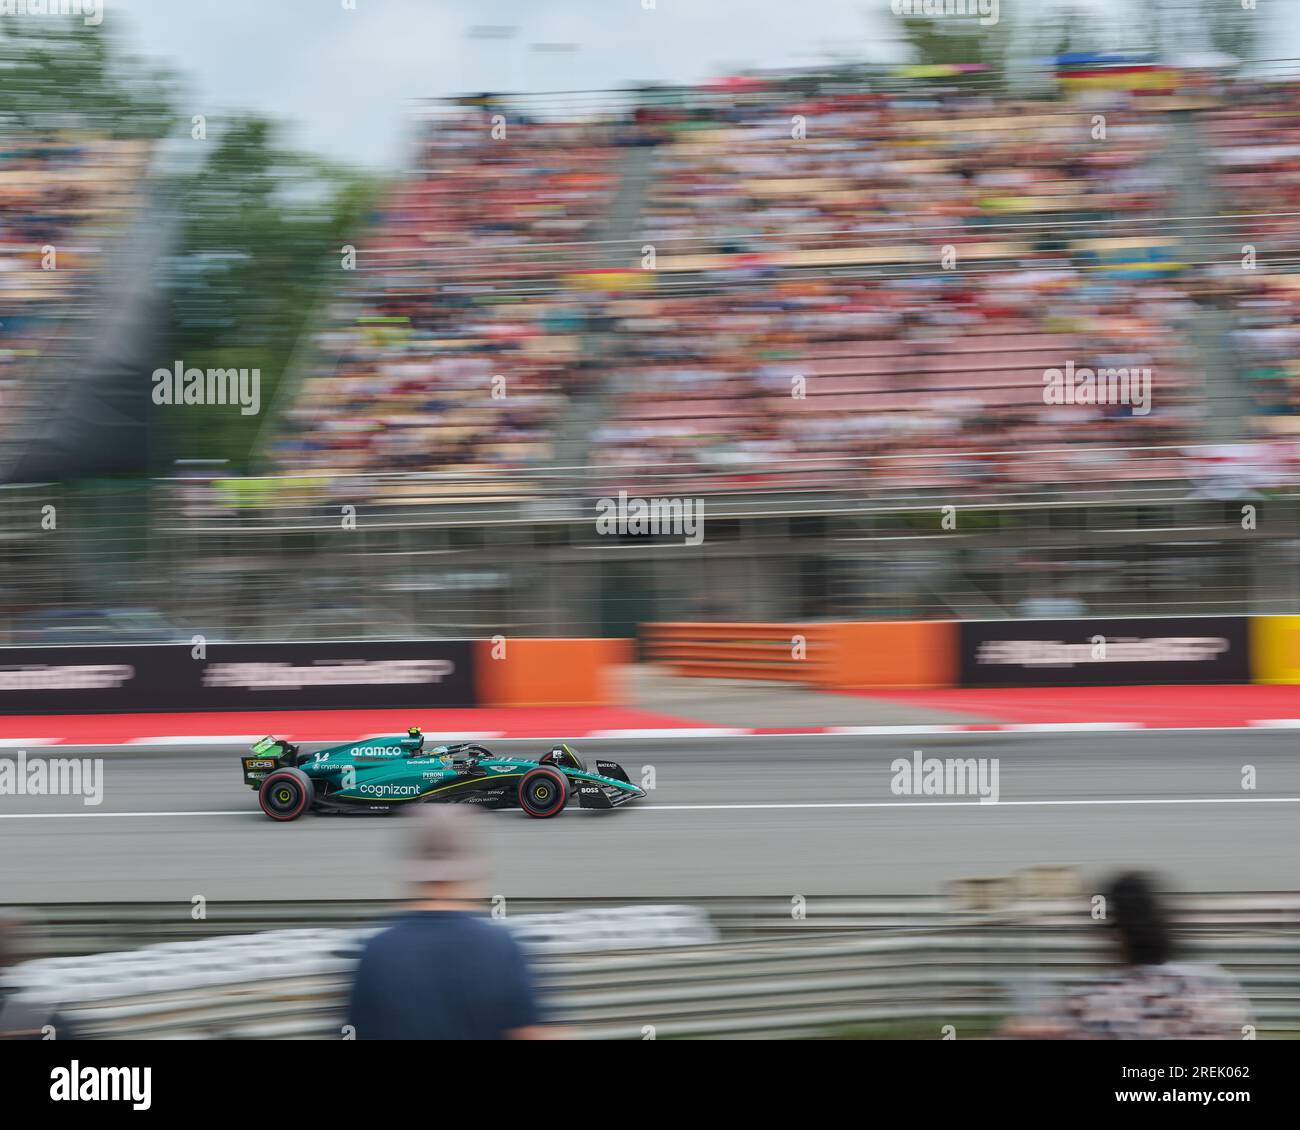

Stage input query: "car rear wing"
[
  {"left": 241, "top": 736, "right": 296, "bottom": 788},
  {"left": 241, "top": 754, "right": 281, "bottom": 788}
]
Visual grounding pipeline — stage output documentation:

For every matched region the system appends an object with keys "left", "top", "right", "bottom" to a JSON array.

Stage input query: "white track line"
[
  {"left": 2, "top": 796, "right": 1299, "bottom": 819},
  {"left": 0, "top": 810, "right": 257, "bottom": 819},
  {"left": 17, "top": 721, "right": 1300, "bottom": 748},
  {"left": 639, "top": 797, "right": 1300, "bottom": 811}
]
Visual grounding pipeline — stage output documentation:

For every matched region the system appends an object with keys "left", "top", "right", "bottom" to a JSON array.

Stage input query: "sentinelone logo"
[
  {"left": 202, "top": 660, "right": 454, "bottom": 689},
  {"left": 0, "top": 664, "right": 133, "bottom": 690},
  {"left": 51, "top": 1061, "right": 150, "bottom": 1111},
  {"left": 0, "top": 0, "right": 102, "bottom": 26},
  {"left": 977, "top": 637, "right": 1231, "bottom": 668}
]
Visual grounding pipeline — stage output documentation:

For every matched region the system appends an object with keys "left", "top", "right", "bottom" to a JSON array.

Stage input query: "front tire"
[
  {"left": 259, "top": 767, "right": 314, "bottom": 821},
  {"left": 518, "top": 766, "right": 568, "bottom": 818}
]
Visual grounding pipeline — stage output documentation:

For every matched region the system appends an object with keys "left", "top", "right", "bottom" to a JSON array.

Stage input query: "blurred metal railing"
[
  {"left": 158, "top": 444, "right": 1299, "bottom": 529},
  {"left": 7, "top": 894, "right": 1298, "bottom": 1040},
  {"left": 3, "top": 467, "right": 1300, "bottom": 641}
]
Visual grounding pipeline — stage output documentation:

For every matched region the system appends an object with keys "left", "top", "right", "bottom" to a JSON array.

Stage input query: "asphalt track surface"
[{"left": 1, "top": 732, "right": 1296, "bottom": 902}]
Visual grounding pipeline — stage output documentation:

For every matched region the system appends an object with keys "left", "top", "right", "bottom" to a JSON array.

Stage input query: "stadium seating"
[
  {"left": 273, "top": 113, "right": 620, "bottom": 494},
  {"left": 1201, "top": 83, "right": 1300, "bottom": 439},
  {"left": 0, "top": 134, "right": 151, "bottom": 452},
  {"left": 276, "top": 78, "right": 1300, "bottom": 501}
]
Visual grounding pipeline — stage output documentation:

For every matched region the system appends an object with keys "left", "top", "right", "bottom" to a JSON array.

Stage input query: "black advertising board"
[
  {"left": 959, "top": 617, "right": 1249, "bottom": 687},
  {"left": 0, "top": 641, "right": 477, "bottom": 714}
]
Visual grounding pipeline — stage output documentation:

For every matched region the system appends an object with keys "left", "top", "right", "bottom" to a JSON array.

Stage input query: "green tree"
[
  {"left": 0, "top": 17, "right": 384, "bottom": 470},
  {"left": 0, "top": 17, "right": 177, "bottom": 136},
  {"left": 163, "top": 116, "right": 383, "bottom": 466},
  {"left": 891, "top": 1, "right": 1023, "bottom": 88}
]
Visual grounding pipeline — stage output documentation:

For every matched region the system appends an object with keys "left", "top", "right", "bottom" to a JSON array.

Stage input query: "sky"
[
  {"left": 98, "top": 0, "right": 889, "bottom": 167},
  {"left": 91, "top": 0, "right": 1298, "bottom": 169}
]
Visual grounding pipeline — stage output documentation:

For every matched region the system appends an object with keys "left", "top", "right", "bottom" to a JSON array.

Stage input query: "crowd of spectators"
[
  {"left": 273, "top": 77, "right": 1300, "bottom": 500},
  {"left": 1201, "top": 82, "right": 1300, "bottom": 435},
  {"left": 0, "top": 133, "right": 149, "bottom": 449},
  {"left": 593, "top": 270, "right": 1205, "bottom": 493},
  {"left": 595, "top": 83, "right": 1211, "bottom": 493},
  {"left": 640, "top": 90, "right": 1172, "bottom": 258},
  {"left": 272, "top": 113, "right": 621, "bottom": 498},
  {"left": 6, "top": 79, "right": 1300, "bottom": 500}
]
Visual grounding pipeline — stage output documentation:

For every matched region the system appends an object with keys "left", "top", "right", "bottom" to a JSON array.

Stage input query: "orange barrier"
[
  {"left": 643, "top": 623, "right": 829, "bottom": 683},
  {"left": 643, "top": 622, "right": 955, "bottom": 689},
  {"left": 816, "top": 621, "right": 957, "bottom": 690},
  {"left": 473, "top": 638, "right": 632, "bottom": 707}
]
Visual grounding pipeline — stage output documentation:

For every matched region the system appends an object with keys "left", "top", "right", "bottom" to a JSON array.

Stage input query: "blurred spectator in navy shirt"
[{"left": 348, "top": 806, "right": 553, "bottom": 1040}]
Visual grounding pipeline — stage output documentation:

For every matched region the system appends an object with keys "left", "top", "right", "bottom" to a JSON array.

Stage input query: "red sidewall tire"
[
  {"left": 519, "top": 766, "right": 568, "bottom": 818},
  {"left": 259, "top": 768, "right": 313, "bottom": 822}
]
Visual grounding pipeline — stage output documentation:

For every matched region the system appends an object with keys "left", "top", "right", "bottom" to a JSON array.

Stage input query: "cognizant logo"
[{"left": 358, "top": 783, "right": 419, "bottom": 796}]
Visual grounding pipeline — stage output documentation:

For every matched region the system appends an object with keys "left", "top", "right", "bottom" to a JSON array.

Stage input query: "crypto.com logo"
[{"left": 890, "top": 0, "right": 999, "bottom": 28}]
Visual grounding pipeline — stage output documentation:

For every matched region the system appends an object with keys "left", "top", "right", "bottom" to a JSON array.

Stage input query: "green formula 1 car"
[{"left": 241, "top": 727, "right": 645, "bottom": 821}]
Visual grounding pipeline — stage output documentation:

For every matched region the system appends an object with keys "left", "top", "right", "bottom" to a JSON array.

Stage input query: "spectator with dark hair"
[{"left": 1004, "top": 871, "right": 1251, "bottom": 1039}]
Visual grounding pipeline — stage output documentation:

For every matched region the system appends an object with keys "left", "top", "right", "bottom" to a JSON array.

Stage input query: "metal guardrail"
[
  {"left": 6, "top": 893, "right": 1299, "bottom": 1039},
  {"left": 3, "top": 478, "right": 1300, "bottom": 642},
  {"left": 5, "top": 894, "right": 1066, "bottom": 959}
]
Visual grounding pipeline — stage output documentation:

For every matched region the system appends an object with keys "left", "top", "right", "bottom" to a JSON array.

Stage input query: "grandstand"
[
  {"left": 270, "top": 111, "right": 625, "bottom": 502},
  {"left": 268, "top": 70, "right": 1300, "bottom": 508},
  {"left": 5, "top": 66, "right": 1300, "bottom": 639},
  {"left": 1201, "top": 82, "right": 1300, "bottom": 436},
  {"left": 0, "top": 131, "right": 158, "bottom": 480}
]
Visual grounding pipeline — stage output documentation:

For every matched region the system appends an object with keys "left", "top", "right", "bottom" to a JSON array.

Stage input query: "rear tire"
[
  {"left": 259, "top": 767, "right": 314, "bottom": 821},
  {"left": 518, "top": 766, "right": 568, "bottom": 818}
]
